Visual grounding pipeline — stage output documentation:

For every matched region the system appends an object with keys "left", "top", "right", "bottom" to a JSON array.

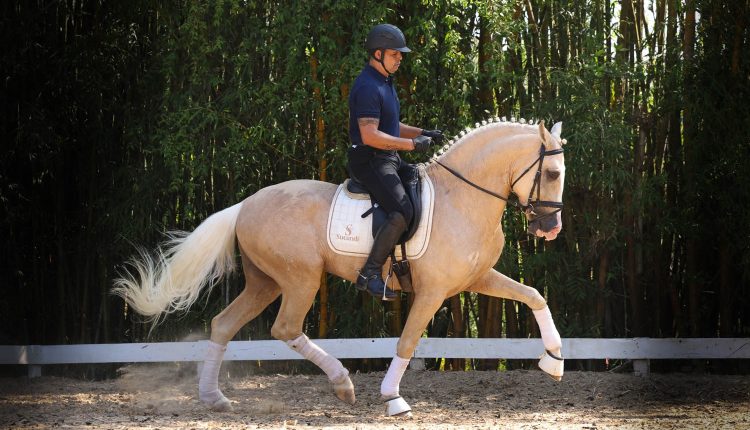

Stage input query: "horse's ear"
[
  {"left": 538, "top": 120, "right": 555, "bottom": 149},
  {"left": 551, "top": 122, "right": 563, "bottom": 139}
]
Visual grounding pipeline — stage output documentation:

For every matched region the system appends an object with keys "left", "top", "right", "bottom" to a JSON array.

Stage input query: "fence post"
[
  {"left": 409, "top": 358, "right": 425, "bottom": 370},
  {"left": 633, "top": 359, "right": 650, "bottom": 376},
  {"left": 28, "top": 345, "right": 42, "bottom": 378},
  {"left": 28, "top": 365, "right": 42, "bottom": 378}
]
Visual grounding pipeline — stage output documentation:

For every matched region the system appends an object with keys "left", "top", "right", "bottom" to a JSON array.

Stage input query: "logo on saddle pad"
[
  {"left": 336, "top": 224, "right": 359, "bottom": 242},
  {"left": 326, "top": 175, "right": 435, "bottom": 259}
]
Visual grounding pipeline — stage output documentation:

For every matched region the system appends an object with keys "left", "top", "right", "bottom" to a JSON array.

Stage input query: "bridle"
[{"left": 435, "top": 143, "right": 564, "bottom": 222}]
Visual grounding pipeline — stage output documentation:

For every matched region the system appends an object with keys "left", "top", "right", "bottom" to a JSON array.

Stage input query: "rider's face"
[{"left": 378, "top": 49, "right": 402, "bottom": 73}]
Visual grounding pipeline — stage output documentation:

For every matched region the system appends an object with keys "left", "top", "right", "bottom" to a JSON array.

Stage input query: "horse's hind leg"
[
  {"left": 199, "top": 254, "right": 281, "bottom": 411},
  {"left": 270, "top": 282, "right": 356, "bottom": 405},
  {"left": 466, "top": 268, "right": 564, "bottom": 380}
]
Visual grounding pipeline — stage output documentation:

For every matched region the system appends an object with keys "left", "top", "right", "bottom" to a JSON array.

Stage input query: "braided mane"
[{"left": 423, "top": 116, "right": 543, "bottom": 166}]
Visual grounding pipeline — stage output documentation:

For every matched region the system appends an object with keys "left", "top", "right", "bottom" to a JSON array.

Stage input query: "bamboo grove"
[{"left": 2, "top": 0, "right": 749, "bottom": 372}]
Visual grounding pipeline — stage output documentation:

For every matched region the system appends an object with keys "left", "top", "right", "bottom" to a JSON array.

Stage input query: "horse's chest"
[{"left": 425, "top": 225, "right": 504, "bottom": 290}]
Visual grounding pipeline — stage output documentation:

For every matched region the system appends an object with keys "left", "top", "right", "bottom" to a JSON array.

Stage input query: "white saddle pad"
[{"left": 326, "top": 173, "right": 435, "bottom": 259}]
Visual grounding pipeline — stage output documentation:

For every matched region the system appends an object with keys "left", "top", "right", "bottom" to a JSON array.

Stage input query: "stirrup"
[
  {"left": 382, "top": 269, "right": 393, "bottom": 300},
  {"left": 355, "top": 271, "right": 397, "bottom": 301}
]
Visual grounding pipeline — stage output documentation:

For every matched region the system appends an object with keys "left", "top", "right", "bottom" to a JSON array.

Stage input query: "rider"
[{"left": 347, "top": 23, "right": 444, "bottom": 301}]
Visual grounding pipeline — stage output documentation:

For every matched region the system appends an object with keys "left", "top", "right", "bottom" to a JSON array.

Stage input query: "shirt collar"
[{"left": 364, "top": 63, "right": 391, "bottom": 84}]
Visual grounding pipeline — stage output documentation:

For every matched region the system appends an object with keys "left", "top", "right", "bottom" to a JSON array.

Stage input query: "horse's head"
[{"left": 511, "top": 121, "right": 566, "bottom": 241}]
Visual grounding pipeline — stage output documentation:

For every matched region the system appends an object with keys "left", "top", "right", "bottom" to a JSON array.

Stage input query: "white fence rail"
[{"left": 2, "top": 338, "right": 749, "bottom": 377}]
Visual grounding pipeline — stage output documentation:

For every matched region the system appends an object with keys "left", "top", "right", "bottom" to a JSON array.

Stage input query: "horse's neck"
[{"left": 427, "top": 123, "right": 539, "bottom": 220}]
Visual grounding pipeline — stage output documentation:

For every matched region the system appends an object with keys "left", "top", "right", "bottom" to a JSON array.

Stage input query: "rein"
[{"left": 435, "top": 143, "right": 564, "bottom": 221}]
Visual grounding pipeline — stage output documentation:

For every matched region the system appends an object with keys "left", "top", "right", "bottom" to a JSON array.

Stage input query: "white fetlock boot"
[
  {"left": 533, "top": 306, "right": 564, "bottom": 381},
  {"left": 286, "top": 334, "right": 356, "bottom": 405},
  {"left": 198, "top": 341, "right": 233, "bottom": 412},
  {"left": 381, "top": 355, "right": 412, "bottom": 417}
]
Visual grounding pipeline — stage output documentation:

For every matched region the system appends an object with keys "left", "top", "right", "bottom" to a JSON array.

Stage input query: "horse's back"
[{"left": 238, "top": 179, "right": 336, "bottom": 228}]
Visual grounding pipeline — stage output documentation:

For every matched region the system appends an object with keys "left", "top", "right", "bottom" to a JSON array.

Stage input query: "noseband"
[{"left": 435, "top": 143, "right": 564, "bottom": 222}]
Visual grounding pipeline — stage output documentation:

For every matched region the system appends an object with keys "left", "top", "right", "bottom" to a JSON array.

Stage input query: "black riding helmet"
[{"left": 365, "top": 24, "right": 411, "bottom": 75}]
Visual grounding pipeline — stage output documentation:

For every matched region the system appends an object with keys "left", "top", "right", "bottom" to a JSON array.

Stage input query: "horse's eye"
[{"left": 546, "top": 170, "right": 560, "bottom": 180}]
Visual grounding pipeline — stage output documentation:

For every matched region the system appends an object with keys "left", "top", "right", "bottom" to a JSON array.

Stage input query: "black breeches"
[{"left": 347, "top": 152, "right": 414, "bottom": 227}]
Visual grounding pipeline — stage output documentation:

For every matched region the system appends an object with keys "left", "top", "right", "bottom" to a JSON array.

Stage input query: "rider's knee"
[
  {"left": 393, "top": 204, "right": 412, "bottom": 229},
  {"left": 388, "top": 211, "right": 407, "bottom": 230}
]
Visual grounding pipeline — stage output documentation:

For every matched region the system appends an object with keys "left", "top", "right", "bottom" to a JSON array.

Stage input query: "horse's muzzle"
[{"left": 529, "top": 211, "right": 562, "bottom": 241}]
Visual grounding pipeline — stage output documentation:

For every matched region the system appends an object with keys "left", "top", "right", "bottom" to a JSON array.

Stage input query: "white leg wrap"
[
  {"left": 533, "top": 306, "right": 562, "bottom": 353},
  {"left": 380, "top": 355, "right": 410, "bottom": 399},
  {"left": 198, "top": 340, "right": 232, "bottom": 411},
  {"left": 286, "top": 334, "right": 347, "bottom": 382}
]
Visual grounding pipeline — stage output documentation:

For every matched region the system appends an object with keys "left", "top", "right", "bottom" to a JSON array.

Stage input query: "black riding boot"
[{"left": 356, "top": 212, "right": 407, "bottom": 301}]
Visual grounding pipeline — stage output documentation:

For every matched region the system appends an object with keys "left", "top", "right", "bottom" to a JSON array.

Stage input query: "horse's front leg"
[
  {"left": 466, "top": 268, "right": 564, "bottom": 380},
  {"left": 380, "top": 292, "right": 446, "bottom": 417}
]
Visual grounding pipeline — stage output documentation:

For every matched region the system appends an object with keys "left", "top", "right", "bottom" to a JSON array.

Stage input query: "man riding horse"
[
  {"left": 113, "top": 23, "right": 568, "bottom": 418},
  {"left": 347, "top": 23, "right": 444, "bottom": 301}
]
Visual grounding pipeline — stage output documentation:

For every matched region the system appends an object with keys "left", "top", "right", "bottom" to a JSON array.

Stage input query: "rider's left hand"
[{"left": 421, "top": 129, "right": 444, "bottom": 145}]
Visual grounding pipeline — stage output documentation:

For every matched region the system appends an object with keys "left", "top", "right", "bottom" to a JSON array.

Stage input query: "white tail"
[{"left": 112, "top": 203, "right": 243, "bottom": 323}]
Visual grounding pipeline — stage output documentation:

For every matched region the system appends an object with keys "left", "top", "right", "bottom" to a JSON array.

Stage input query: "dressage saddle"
[
  {"left": 346, "top": 163, "right": 424, "bottom": 243},
  {"left": 345, "top": 164, "right": 424, "bottom": 292}
]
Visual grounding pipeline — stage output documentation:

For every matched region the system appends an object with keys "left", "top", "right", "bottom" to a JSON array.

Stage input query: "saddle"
[
  {"left": 345, "top": 164, "right": 424, "bottom": 292},
  {"left": 346, "top": 164, "right": 424, "bottom": 244}
]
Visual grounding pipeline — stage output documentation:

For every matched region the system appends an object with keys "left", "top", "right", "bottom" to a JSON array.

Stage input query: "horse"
[{"left": 113, "top": 117, "right": 567, "bottom": 417}]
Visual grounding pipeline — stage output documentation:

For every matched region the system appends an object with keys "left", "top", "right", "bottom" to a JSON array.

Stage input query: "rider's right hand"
[{"left": 412, "top": 135, "right": 433, "bottom": 152}]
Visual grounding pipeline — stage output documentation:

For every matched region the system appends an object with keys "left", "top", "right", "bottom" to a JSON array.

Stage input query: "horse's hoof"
[
  {"left": 205, "top": 397, "right": 233, "bottom": 412},
  {"left": 332, "top": 375, "right": 356, "bottom": 405},
  {"left": 383, "top": 396, "right": 412, "bottom": 417},
  {"left": 211, "top": 397, "right": 234, "bottom": 412},
  {"left": 538, "top": 350, "right": 564, "bottom": 381},
  {"left": 200, "top": 390, "right": 234, "bottom": 412}
]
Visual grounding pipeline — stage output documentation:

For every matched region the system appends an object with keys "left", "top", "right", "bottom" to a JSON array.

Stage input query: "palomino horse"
[{"left": 113, "top": 118, "right": 567, "bottom": 416}]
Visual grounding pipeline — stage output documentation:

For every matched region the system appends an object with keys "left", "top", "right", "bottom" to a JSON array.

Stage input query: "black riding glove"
[
  {"left": 412, "top": 135, "right": 433, "bottom": 152},
  {"left": 421, "top": 129, "right": 444, "bottom": 145}
]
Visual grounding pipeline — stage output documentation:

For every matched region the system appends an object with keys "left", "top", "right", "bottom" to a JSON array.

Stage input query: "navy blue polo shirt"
[{"left": 348, "top": 64, "right": 400, "bottom": 153}]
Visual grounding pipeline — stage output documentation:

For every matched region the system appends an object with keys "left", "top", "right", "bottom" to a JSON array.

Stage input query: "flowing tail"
[{"left": 112, "top": 202, "right": 243, "bottom": 323}]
